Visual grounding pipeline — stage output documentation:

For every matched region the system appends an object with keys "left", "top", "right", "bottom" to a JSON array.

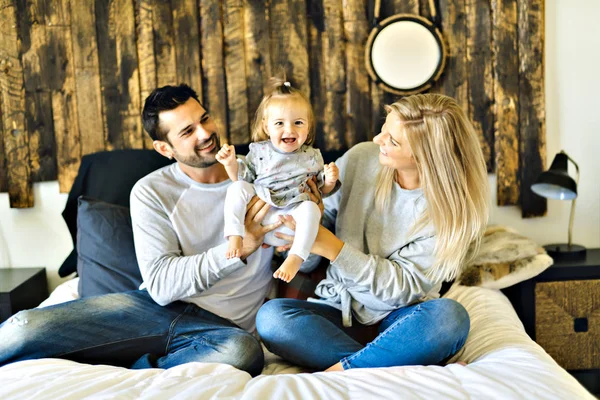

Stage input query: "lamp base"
[{"left": 543, "top": 243, "right": 587, "bottom": 262}]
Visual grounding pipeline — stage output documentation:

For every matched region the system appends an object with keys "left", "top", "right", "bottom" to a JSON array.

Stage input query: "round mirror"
[{"left": 366, "top": 15, "right": 446, "bottom": 96}]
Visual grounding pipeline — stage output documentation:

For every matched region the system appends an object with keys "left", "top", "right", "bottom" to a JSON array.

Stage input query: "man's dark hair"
[{"left": 142, "top": 84, "right": 202, "bottom": 142}]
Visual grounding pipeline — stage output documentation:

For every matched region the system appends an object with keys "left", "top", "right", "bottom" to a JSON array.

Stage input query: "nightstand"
[
  {"left": 0, "top": 268, "right": 48, "bottom": 323},
  {"left": 503, "top": 248, "right": 600, "bottom": 395}
]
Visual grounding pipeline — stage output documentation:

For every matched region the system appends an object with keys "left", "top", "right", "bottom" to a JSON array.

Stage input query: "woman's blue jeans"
[
  {"left": 256, "top": 297, "right": 470, "bottom": 370},
  {"left": 0, "top": 290, "right": 264, "bottom": 376}
]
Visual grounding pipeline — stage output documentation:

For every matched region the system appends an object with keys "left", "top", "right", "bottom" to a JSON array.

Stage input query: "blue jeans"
[
  {"left": 0, "top": 290, "right": 264, "bottom": 376},
  {"left": 256, "top": 298, "right": 469, "bottom": 370}
]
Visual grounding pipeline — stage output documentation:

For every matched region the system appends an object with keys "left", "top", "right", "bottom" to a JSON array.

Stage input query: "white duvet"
[{"left": 0, "top": 280, "right": 592, "bottom": 399}]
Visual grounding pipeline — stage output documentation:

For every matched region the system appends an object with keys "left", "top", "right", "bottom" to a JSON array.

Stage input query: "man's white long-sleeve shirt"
[{"left": 130, "top": 163, "right": 273, "bottom": 332}]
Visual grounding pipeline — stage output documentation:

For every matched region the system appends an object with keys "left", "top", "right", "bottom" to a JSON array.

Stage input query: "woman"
[{"left": 256, "top": 94, "right": 489, "bottom": 371}]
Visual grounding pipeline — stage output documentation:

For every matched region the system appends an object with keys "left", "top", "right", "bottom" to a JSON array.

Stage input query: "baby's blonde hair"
[
  {"left": 375, "top": 93, "right": 489, "bottom": 283},
  {"left": 251, "top": 77, "right": 316, "bottom": 145}
]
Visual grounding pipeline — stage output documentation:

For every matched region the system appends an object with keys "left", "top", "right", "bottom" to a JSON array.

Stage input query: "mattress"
[{"left": 0, "top": 279, "right": 592, "bottom": 399}]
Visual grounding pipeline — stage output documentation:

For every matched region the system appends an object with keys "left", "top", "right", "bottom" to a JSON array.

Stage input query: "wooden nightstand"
[
  {"left": 0, "top": 268, "right": 48, "bottom": 323},
  {"left": 503, "top": 248, "right": 600, "bottom": 395}
]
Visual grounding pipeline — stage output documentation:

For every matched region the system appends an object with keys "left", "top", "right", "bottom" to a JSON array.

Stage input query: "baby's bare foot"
[
  {"left": 273, "top": 254, "right": 303, "bottom": 283},
  {"left": 226, "top": 236, "right": 243, "bottom": 259}
]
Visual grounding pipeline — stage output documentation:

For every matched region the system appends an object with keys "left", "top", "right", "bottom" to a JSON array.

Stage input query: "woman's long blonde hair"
[
  {"left": 375, "top": 94, "right": 489, "bottom": 282},
  {"left": 251, "top": 77, "right": 316, "bottom": 145}
]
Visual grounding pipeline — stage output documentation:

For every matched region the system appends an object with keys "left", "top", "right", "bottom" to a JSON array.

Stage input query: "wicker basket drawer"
[{"left": 535, "top": 279, "right": 600, "bottom": 370}]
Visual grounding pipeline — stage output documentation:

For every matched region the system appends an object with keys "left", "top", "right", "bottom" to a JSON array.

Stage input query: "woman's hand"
[
  {"left": 240, "top": 196, "right": 282, "bottom": 260},
  {"left": 305, "top": 177, "right": 324, "bottom": 215},
  {"left": 275, "top": 215, "right": 344, "bottom": 261}
]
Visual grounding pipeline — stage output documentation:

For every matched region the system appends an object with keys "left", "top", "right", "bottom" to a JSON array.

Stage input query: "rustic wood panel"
[
  {"left": 47, "top": 0, "right": 81, "bottom": 193},
  {"left": 71, "top": 0, "right": 105, "bottom": 156},
  {"left": 307, "top": 0, "right": 326, "bottom": 150},
  {"left": 323, "top": 0, "right": 346, "bottom": 151},
  {"left": 151, "top": 0, "right": 176, "bottom": 87},
  {"left": 466, "top": 0, "right": 494, "bottom": 172},
  {"left": 518, "top": 0, "right": 546, "bottom": 218},
  {"left": 223, "top": 0, "right": 249, "bottom": 145},
  {"left": 25, "top": 91, "right": 56, "bottom": 182},
  {"left": 492, "top": 0, "right": 520, "bottom": 206},
  {"left": 418, "top": 0, "right": 434, "bottom": 19},
  {"left": 343, "top": 0, "right": 370, "bottom": 146},
  {"left": 2, "top": 0, "right": 546, "bottom": 215},
  {"left": 0, "top": 0, "right": 33, "bottom": 207},
  {"left": 435, "top": 0, "right": 468, "bottom": 111},
  {"left": 242, "top": 0, "right": 271, "bottom": 129},
  {"left": 18, "top": 0, "right": 57, "bottom": 182},
  {"left": 52, "top": 78, "right": 81, "bottom": 193},
  {"left": 269, "top": 0, "right": 310, "bottom": 98},
  {"left": 95, "top": 0, "right": 143, "bottom": 151},
  {"left": 0, "top": 96, "right": 6, "bottom": 192},
  {"left": 380, "top": 0, "right": 420, "bottom": 19},
  {"left": 200, "top": 0, "right": 228, "bottom": 144},
  {"left": 172, "top": 0, "right": 203, "bottom": 96},
  {"left": 134, "top": 0, "right": 155, "bottom": 149}
]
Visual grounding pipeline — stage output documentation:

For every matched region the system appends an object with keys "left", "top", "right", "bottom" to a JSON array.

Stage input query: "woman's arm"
[
  {"left": 329, "top": 236, "right": 438, "bottom": 306},
  {"left": 275, "top": 178, "right": 341, "bottom": 273},
  {"left": 277, "top": 218, "right": 344, "bottom": 261},
  {"left": 277, "top": 213, "right": 437, "bottom": 306}
]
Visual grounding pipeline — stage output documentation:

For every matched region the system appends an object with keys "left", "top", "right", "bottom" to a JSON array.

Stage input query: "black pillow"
[
  {"left": 59, "top": 150, "right": 175, "bottom": 277},
  {"left": 76, "top": 197, "right": 143, "bottom": 298}
]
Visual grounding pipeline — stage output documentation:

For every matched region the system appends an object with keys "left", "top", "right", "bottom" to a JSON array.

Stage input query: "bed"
[
  {"left": 0, "top": 150, "right": 593, "bottom": 399},
  {"left": 0, "top": 277, "right": 592, "bottom": 399}
]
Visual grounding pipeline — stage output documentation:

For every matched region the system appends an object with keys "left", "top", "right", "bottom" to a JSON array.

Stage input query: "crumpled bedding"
[{"left": 0, "top": 280, "right": 592, "bottom": 399}]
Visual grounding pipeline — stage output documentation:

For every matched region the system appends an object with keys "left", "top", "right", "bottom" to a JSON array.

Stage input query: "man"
[{"left": 0, "top": 84, "right": 279, "bottom": 376}]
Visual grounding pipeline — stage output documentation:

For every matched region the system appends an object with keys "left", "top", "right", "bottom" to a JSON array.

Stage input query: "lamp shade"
[
  {"left": 531, "top": 152, "right": 577, "bottom": 200},
  {"left": 530, "top": 150, "right": 586, "bottom": 261}
]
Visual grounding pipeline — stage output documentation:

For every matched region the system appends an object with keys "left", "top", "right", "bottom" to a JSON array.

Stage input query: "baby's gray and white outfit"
[{"left": 224, "top": 141, "right": 338, "bottom": 260}]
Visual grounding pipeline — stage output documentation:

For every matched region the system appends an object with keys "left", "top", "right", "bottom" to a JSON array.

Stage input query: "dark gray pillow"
[{"left": 76, "top": 197, "right": 143, "bottom": 297}]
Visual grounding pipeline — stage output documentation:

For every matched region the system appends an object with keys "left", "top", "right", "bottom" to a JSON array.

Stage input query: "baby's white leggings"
[{"left": 223, "top": 180, "right": 321, "bottom": 261}]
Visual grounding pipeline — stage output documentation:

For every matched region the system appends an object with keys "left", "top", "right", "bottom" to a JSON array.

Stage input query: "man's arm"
[
  {"left": 130, "top": 183, "right": 246, "bottom": 306},
  {"left": 130, "top": 181, "right": 280, "bottom": 306}
]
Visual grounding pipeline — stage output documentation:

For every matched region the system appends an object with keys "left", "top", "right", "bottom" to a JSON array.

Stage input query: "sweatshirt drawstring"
[{"left": 313, "top": 279, "right": 353, "bottom": 327}]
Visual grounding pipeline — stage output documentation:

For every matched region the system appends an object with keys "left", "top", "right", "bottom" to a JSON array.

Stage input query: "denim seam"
[
  {"left": 341, "top": 304, "right": 423, "bottom": 368},
  {"left": 164, "top": 304, "right": 196, "bottom": 354},
  {"left": 55, "top": 334, "right": 165, "bottom": 358}
]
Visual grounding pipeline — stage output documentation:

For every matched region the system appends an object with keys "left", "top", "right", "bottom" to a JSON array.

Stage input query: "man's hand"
[
  {"left": 216, "top": 144, "right": 237, "bottom": 167},
  {"left": 239, "top": 196, "right": 282, "bottom": 261}
]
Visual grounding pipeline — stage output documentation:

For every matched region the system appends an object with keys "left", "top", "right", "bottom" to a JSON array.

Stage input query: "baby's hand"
[
  {"left": 324, "top": 162, "right": 339, "bottom": 184},
  {"left": 216, "top": 144, "right": 237, "bottom": 167}
]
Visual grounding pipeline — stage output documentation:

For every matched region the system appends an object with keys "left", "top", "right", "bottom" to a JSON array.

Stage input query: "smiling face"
[
  {"left": 158, "top": 98, "right": 221, "bottom": 168},
  {"left": 263, "top": 98, "right": 310, "bottom": 153},
  {"left": 373, "top": 112, "right": 417, "bottom": 172}
]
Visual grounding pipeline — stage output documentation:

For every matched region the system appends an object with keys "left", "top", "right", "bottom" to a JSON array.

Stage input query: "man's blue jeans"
[
  {"left": 256, "top": 297, "right": 469, "bottom": 370},
  {"left": 0, "top": 290, "right": 264, "bottom": 376}
]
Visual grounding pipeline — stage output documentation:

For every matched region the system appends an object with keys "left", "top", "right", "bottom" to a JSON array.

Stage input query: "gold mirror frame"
[{"left": 365, "top": 4, "right": 447, "bottom": 96}]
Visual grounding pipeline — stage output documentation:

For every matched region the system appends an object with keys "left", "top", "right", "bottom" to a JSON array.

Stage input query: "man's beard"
[{"left": 174, "top": 133, "right": 221, "bottom": 168}]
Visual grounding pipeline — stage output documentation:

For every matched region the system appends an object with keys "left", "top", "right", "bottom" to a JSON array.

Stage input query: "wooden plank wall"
[{"left": 0, "top": 0, "right": 546, "bottom": 217}]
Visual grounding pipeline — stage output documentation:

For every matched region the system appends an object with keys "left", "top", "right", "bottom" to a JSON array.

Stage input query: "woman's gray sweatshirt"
[{"left": 308, "top": 142, "right": 441, "bottom": 327}]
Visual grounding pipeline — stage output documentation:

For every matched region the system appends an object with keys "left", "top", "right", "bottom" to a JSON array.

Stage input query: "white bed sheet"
[{"left": 0, "top": 279, "right": 592, "bottom": 399}]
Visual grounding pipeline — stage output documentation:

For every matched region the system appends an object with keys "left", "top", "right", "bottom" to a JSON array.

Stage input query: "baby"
[{"left": 216, "top": 78, "right": 339, "bottom": 282}]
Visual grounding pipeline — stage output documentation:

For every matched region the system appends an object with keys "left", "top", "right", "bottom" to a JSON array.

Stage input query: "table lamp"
[{"left": 531, "top": 150, "right": 586, "bottom": 261}]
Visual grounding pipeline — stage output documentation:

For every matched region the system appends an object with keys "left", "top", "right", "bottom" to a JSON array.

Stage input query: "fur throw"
[{"left": 456, "top": 226, "right": 554, "bottom": 289}]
